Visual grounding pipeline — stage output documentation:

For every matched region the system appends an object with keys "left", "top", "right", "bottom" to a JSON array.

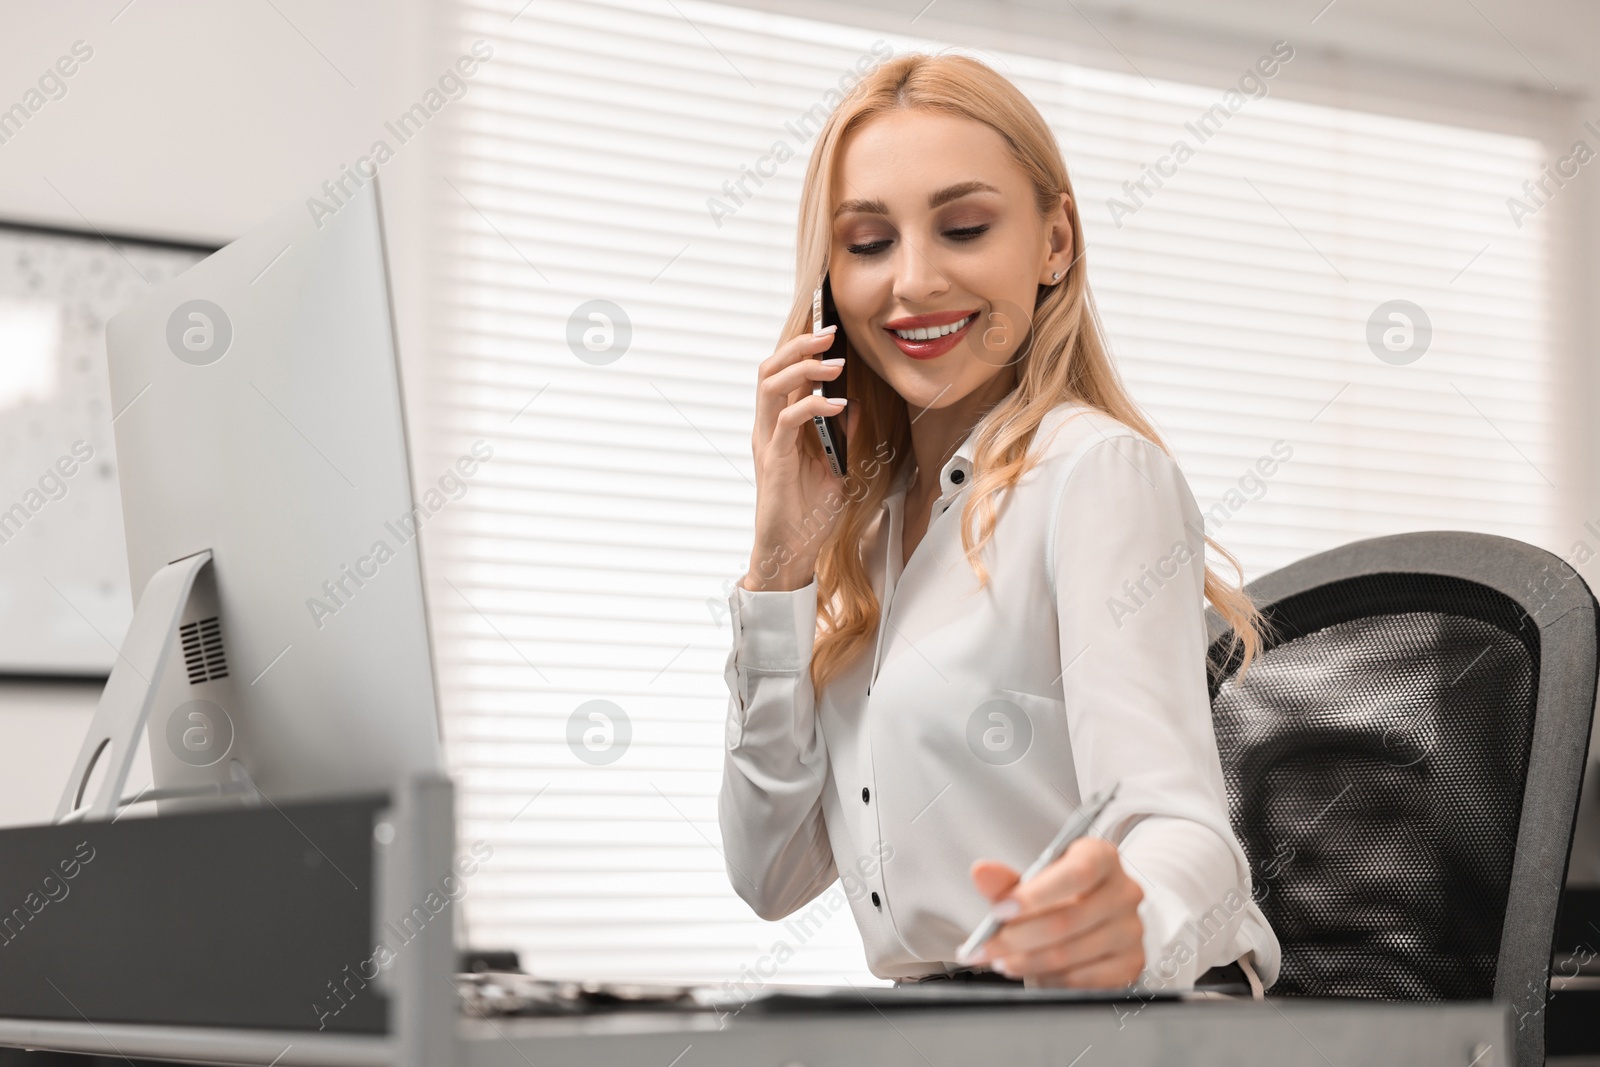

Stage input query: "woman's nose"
[{"left": 891, "top": 240, "right": 949, "bottom": 305}]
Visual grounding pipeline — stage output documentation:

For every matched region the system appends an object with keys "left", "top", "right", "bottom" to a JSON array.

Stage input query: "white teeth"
[{"left": 894, "top": 313, "right": 973, "bottom": 341}]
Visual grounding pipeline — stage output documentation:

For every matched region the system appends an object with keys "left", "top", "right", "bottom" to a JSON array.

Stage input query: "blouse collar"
[{"left": 887, "top": 422, "right": 980, "bottom": 507}]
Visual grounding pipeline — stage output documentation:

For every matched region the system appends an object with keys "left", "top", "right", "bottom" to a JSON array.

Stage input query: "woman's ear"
[{"left": 1040, "top": 191, "right": 1074, "bottom": 285}]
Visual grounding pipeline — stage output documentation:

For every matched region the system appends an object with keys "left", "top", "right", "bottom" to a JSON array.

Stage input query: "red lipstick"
[{"left": 882, "top": 308, "right": 980, "bottom": 361}]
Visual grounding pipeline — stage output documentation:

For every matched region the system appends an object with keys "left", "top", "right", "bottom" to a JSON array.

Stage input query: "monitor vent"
[{"left": 180, "top": 616, "right": 230, "bottom": 684}]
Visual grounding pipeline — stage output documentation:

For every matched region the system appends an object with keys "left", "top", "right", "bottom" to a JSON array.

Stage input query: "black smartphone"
[{"left": 811, "top": 274, "right": 848, "bottom": 478}]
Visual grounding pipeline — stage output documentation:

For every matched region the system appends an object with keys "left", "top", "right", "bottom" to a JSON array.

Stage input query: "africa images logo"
[
  {"left": 165, "top": 700, "right": 234, "bottom": 767},
  {"left": 166, "top": 299, "right": 233, "bottom": 365}
]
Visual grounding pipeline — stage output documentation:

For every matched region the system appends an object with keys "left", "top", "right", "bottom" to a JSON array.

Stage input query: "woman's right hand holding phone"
[{"left": 742, "top": 325, "right": 858, "bottom": 593}]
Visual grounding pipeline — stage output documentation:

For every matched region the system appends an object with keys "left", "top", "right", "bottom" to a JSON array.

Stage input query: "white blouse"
[{"left": 717, "top": 400, "right": 1282, "bottom": 989}]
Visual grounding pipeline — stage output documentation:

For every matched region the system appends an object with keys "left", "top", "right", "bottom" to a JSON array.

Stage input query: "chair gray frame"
[{"left": 1204, "top": 531, "right": 1598, "bottom": 1067}]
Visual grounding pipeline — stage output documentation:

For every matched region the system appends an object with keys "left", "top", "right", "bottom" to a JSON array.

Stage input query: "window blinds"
[{"left": 426, "top": 0, "right": 1551, "bottom": 984}]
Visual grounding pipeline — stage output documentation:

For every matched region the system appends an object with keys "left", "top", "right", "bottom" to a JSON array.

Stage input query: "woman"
[{"left": 717, "top": 50, "right": 1280, "bottom": 992}]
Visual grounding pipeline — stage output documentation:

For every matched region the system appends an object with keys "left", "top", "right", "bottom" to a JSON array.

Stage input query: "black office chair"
[{"left": 1204, "top": 532, "right": 1598, "bottom": 1067}]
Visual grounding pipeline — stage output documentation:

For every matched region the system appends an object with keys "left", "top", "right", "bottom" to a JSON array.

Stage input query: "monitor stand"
[{"left": 55, "top": 550, "right": 260, "bottom": 823}]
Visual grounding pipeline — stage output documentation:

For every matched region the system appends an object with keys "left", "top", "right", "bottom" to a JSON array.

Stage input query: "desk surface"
[{"left": 0, "top": 997, "right": 1514, "bottom": 1067}]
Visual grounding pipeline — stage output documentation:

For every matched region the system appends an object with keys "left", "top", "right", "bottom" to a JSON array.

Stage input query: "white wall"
[
  {"left": 0, "top": 0, "right": 443, "bottom": 433},
  {"left": 0, "top": 0, "right": 432, "bottom": 242},
  {"left": 0, "top": 680, "right": 100, "bottom": 827}
]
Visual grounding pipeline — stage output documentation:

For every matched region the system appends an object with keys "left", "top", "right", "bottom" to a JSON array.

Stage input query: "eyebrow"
[{"left": 832, "top": 179, "right": 1002, "bottom": 220}]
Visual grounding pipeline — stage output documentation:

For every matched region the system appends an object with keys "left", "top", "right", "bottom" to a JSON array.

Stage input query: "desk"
[
  {"left": 461, "top": 1000, "right": 1513, "bottom": 1067},
  {"left": 0, "top": 780, "right": 1518, "bottom": 1067},
  {"left": 0, "top": 998, "right": 1514, "bottom": 1066}
]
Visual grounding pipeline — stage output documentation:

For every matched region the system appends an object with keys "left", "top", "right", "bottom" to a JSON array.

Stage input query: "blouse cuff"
[
  {"left": 1129, "top": 869, "right": 1200, "bottom": 990},
  {"left": 730, "top": 578, "right": 819, "bottom": 672}
]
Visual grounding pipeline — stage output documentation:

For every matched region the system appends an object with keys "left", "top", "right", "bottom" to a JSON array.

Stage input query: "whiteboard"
[{"left": 0, "top": 224, "right": 213, "bottom": 675}]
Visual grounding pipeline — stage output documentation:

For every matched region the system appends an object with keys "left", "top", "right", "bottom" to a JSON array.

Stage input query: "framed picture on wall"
[{"left": 0, "top": 222, "right": 215, "bottom": 676}]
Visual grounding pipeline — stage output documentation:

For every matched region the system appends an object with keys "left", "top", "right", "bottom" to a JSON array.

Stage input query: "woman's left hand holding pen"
[{"left": 967, "top": 838, "right": 1146, "bottom": 988}]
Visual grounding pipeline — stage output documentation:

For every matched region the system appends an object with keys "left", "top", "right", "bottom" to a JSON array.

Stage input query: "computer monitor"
[{"left": 56, "top": 174, "right": 445, "bottom": 820}]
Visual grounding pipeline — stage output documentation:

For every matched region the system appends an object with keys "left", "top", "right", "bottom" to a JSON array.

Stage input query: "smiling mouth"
[
  {"left": 890, "top": 313, "right": 976, "bottom": 341},
  {"left": 882, "top": 311, "right": 980, "bottom": 360}
]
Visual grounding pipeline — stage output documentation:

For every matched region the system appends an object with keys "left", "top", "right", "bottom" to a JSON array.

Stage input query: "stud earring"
[{"left": 1051, "top": 271, "right": 1061, "bottom": 282}]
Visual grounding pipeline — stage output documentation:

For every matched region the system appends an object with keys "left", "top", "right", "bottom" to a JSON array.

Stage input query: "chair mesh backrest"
[{"left": 1209, "top": 572, "right": 1539, "bottom": 1000}]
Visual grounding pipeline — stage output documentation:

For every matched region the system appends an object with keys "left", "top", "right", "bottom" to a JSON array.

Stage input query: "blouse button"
[
  {"left": 862, "top": 787, "right": 870, "bottom": 803},
  {"left": 950, "top": 468, "right": 965, "bottom": 485},
  {"left": 871, "top": 891, "right": 881, "bottom": 907}
]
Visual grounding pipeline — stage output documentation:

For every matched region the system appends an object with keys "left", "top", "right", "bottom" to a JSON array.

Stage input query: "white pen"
[{"left": 954, "top": 782, "right": 1121, "bottom": 967}]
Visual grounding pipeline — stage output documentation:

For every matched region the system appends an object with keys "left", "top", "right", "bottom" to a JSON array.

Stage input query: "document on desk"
[
  {"left": 698, "top": 983, "right": 1180, "bottom": 1013},
  {"left": 450, "top": 972, "right": 1176, "bottom": 1018}
]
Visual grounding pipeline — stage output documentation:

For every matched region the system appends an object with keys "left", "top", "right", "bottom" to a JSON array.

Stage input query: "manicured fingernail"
[
  {"left": 814, "top": 324, "right": 838, "bottom": 334},
  {"left": 820, "top": 357, "right": 846, "bottom": 367},
  {"left": 993, "top": 899, "right": 1021, "bottom": 921},
  {"left": 993, "top": 958, "right": 1015, "bottom": 976},
  {"left": 827, "top": 397, "right": 847, "bottom": 406}
]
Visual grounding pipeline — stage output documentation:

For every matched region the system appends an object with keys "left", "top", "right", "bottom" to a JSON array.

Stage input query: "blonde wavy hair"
[{"left": 781, "top": 51, "right": 1264, "bottom": 695}]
